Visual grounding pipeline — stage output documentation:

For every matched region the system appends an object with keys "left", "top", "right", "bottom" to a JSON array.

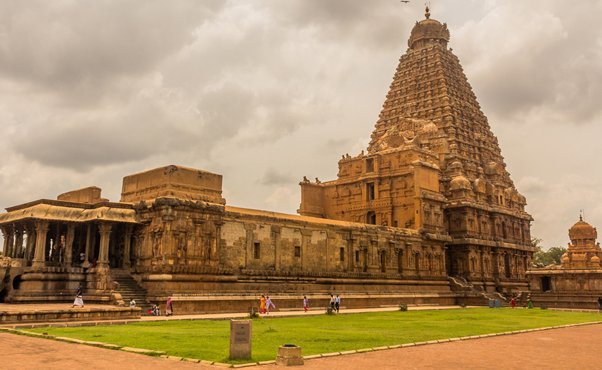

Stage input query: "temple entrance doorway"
[{"left": 541, "top": 276, "right": 552, "bottom": 292}]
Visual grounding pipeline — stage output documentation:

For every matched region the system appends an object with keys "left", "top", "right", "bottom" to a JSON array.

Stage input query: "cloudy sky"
[{"left": 0, "top": 0, "right": 601, "bottom": 249}]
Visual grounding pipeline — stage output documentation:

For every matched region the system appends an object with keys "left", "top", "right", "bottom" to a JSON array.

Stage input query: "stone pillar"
[
  {"left": 6, "top": 226, "right": 14, "bottom": 258},
  {"left": 123, "top": 224, "right": 133, "bottom": 267},
  {"left": 24, "top": 224, "right": 36, "bottom": 265},
  {"left": 84, "top": 223, "right": 93, "bottom": 265},
  {"left": 97, "top": 223, "right": 112, "bottom": 270},
  {"left": 64, "top": 224, "right": 75, "bottom": 266},
  {"left": 271, "top": 225, "right": 281, "bottom": 271},
  {"left": 213, "top": 221, "right": 223, "bottom": 261},
  {"left": 32, "top": 220, "right": 50, "bottom": 270},
  {"left": 1, "top": 226, "right": 8, "bottom": 256},
  {"left": 14, "top": 227, "right": 24, "bottom": 258}
]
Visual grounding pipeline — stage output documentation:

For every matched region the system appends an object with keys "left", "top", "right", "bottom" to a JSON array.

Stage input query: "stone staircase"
[
  {"left": 449, "top": 276, "right": 508, "bottom": 306},
  {"left": 110, "top": 269, "right": 149, "bottom": 311}
]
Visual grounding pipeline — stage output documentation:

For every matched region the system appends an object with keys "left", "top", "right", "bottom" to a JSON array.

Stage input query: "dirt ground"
[{"left": 1, "top": 324, "right": 601, "bottom": 370}]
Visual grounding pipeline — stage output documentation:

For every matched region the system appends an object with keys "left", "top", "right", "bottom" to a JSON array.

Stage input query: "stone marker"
[
  {"left": 276, "top": 344, "right": 304, "bottom": 366},
  {"left": 230, "top": 319, "right": 252, "bottom": 360}
]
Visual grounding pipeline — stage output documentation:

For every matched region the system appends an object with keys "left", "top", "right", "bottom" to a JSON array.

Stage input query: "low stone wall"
[
  {"left": 158, "top": 293, "right": 459, "bottom": 315},
  {"left": 0, "top": 307, "right": 141, "bottom": 324},
  {"left": 530, "top": 293, "right": 602, "bottom": 310}
]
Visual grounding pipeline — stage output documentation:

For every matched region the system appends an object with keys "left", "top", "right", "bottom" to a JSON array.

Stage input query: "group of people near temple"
[
  {"left": 257, "top": 293, "right": 341, "bottom": 314},
  {"left": 259, "top": 294, "right": 276, "bottom": 314}
]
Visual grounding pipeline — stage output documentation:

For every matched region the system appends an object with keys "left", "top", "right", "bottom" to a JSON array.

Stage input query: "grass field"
[{"left": 28, "top": 308, "right": 601, "bottom": 363}]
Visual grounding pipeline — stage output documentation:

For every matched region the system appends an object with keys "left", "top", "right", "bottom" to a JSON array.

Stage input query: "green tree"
[{"left": 532, "top": 239, "right": 567, "bottom": 267}]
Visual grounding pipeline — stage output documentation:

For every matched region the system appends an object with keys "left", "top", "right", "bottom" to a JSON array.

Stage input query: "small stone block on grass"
[
  {"left": 387, "top": 345, "right": 401, "bottom": 349},
  {"left": 341, "top": 350, "right": 359, "bottom": 354},
  {"left": 258, "top": 360, "right": 276, "bottom": 365},
  {"left": 321, "top": 352, "right": 341, "bottom": 357},
  {"left": 401, "top": 343, "right": 416, "bottom": 348},
  {"left": 356, "top": 348, "right": 374, "bottom": 353}
]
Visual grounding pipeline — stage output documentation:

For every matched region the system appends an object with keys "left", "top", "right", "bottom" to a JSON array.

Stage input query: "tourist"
[
  {"left": 259, "top": 294, "right": 266, "bottom": 314},
  {"left": 266, "top": 295, "right": 276, "bottom": 314},
  {"left": 79, "top": 252, "right": 86, "bottom": 265},
  {"left": 597, "top": 297, "right": 602, "bottom": 312},
  {"left": 335, "top": 295, "right": 341, "bottom": 313},
  {"left": 527, "top": 296, "right": 534, "bottom": 309},
  {"left": 129, "top": 299, "right": 136, "bottom": 308},
  {"left": 510, "top": 297, "right": 516, "bottom": 309},
  {"left": 150, "top": 304, "right": 160, "bottom": 316},
  {"left": 166, "top": 296, "right": 173, "bottom": 316},
  {"left": 303, "top": 295, "right": 309, "bottom": 312},
  {"left": 71, "top": 283, "right": 84, "bottom": 308}
]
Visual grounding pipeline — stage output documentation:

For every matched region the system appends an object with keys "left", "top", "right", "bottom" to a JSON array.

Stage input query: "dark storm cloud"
[
  {"left": 11, "top": 100, "right": 201, "bottom": 171},
  {"left": 0, "top": 1, "right": 223, "bottom": 95}
]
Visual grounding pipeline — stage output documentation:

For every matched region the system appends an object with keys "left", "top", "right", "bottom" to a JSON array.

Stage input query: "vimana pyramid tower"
[{"left": 299, "top": 7, "right": 535, "bottom": 291}]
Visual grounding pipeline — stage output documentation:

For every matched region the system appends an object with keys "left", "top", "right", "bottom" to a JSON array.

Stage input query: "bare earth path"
[{"left": 2, "top": 324, "right": 602, "bottom": 370}]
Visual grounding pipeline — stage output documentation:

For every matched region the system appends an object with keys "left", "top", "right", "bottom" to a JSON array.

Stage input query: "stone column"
[
  {"left": 64, "top": 224, "right": 75, "bottom": 266},
  {"left": 97, "top": 223, "right": 112, "bottom": 270},
  {"left": 6, "top": 225, "right": 15, "bottom": 258},
  {"left": 1, "top": 226, "right": 9, "bottom": 257},
  {"left": 14, "top": 227, "right": 24, "bottom": 258},
  {"left": 123, "top": 224, "right": 133, "bottom": 267},
  {"left": 32, "top": 220, "right": 50, "bottom": 270},
  {"left": 84, "top": 224, "right": 93, "bottom": 265},
  {"left": 24, "top": 224, "right": 36, "bottom": 265},
  {"left": 213, "top": 221, "right": 223, "bottom": 262},
  {"left": 271, "top": 225, "right": 281, "bottom": 271}
]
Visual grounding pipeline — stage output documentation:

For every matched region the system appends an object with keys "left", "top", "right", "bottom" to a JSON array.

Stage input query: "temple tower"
[{"left": 299, "top": 8, "right": 534, "bottom": 291}]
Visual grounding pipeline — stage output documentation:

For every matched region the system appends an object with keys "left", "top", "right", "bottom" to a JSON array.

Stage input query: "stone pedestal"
[
  {"left": 229, "top": 319, "right": 252, "bottom": 360},
  {"left": 276, "top": 344, "right": 304, "bottom": 366}
]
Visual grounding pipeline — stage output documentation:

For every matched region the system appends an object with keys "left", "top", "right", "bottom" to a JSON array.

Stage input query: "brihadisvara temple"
[{"left": 1, "top": 9, "right": 597, "bottom": 319}]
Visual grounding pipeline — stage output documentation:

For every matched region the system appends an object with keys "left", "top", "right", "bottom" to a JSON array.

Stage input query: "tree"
[{"left": 532, "top": 239, "right": 566, "bottom": 267}]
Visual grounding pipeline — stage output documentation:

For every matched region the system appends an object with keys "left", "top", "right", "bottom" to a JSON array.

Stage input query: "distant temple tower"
[
  {"left": 528, "top": 217, "right": 602, "bottom": 309},
  {"left": 299, "top": 8, "right": 534, "bottom": 290},
  {"left": 561, "top": 216, "right": 602, "bottom": 269}
]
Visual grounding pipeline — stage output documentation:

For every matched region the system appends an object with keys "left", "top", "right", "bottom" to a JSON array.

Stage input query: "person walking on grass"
[
  {"left": 266, "top": 295, "right": 276, "bottom": 314},
  {"left": 303, "top": 295, "right": 309, "bottom": 312},
  {"left": 71, "top": 283, "right": 84, "bottom": 308},
  {"left": 335, "top": 295, "right": 341, "bottom": 313},
  {"left": 260, "top": 294, "right": 266, "bottom": 314}
]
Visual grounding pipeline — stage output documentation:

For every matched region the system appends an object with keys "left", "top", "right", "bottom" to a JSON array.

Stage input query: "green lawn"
[{"left": 28, "top": 308, "right": 601, "bottom": 363}]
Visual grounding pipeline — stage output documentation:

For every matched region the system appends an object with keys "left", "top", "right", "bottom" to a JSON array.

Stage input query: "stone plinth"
[
  {"left": 229, "top": 319, "right": 252, "bottom": 360},
  {"left": 276, "top": 344, "right": 303, "bottom": 366}
]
